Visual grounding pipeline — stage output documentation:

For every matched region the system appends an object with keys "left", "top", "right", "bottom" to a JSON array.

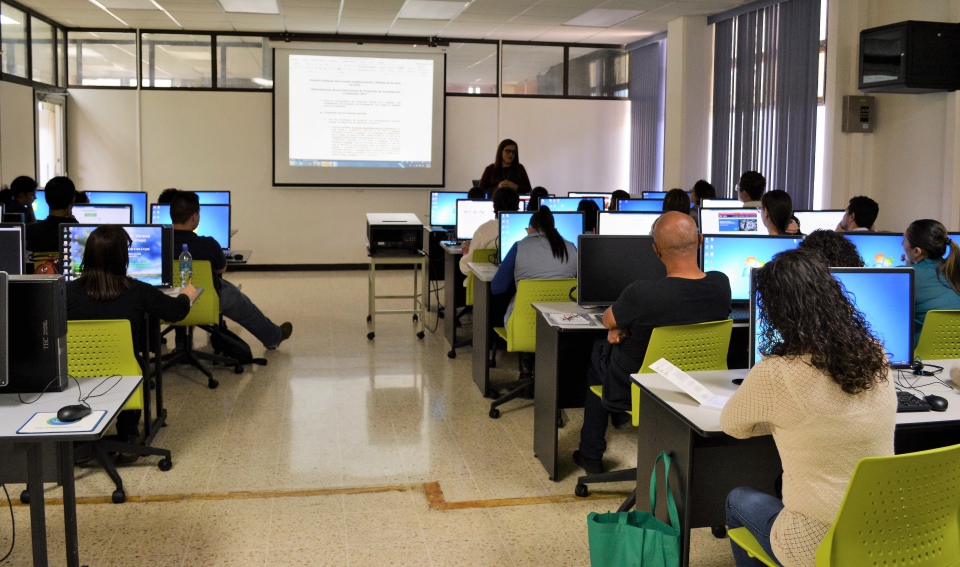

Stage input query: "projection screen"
[{"left": 273, "top": 46, "right": 446, "bottom": 187}]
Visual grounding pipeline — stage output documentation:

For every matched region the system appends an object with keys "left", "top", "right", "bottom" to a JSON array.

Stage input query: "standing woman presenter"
[{"left": 480, "top": 139, "right": 532, "bottom": 195}]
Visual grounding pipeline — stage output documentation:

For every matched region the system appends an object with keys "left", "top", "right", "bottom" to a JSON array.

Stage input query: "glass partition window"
[
  {"left": 216, "top": 35, "right": 270, "bottom": 89},
  {"left": 568, "top": 47, "right": 628, "bottom": 98},
  {"left": 142, "top": 33, "right": 212, "bottom": 88},
  {"left": 68, "top": 31, "right": 137, "bottom": 87},
  {"left": 501, "top": 44, "right": 563, "bottom": 96},
  {"left": 1, "top": 3, "right": 27, "bottom": 78},
  {"left": 31, "top": 18, "right": 55, "bottom": 85},
  {"left": 446, "top": 42, "right": 497, "bottom": 94},
  {"left": 58, "top": 28, "right": 66, "bottom": 86}
]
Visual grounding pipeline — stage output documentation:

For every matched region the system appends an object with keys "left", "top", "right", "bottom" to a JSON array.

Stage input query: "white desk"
[
  {"left": 0, "top": 375, "right": 141, "bottom": 567},
  {"left": 440, "top": 242, "right": 465, "bottom": 355},
  {"left": 628, "top": 361, "right": 960, "bottom": 567},
  {"left": 468, "top": 262, "right": 499, "bottom": 396}
]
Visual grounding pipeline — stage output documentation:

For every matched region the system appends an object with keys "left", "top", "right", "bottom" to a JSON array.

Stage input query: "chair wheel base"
[
  {"left": 208, "top": 378, "right": 219, "bottom": 389},
  {"left": 711, "top": 526, "right": 727, "bottom": 539},
  {"left": 234, "top": 365, "right": 243, "bottom": 374},
  {"left": 447, "top": 350, "right": 456, "bottom": 359},
  {"left": 19, "top": 490, "right": 28, "bottom": 504},
  {"left": 416, "top": 331, "right": 425, "bottom": 339},
  {"left": 489, "top": 408, "right": 500, "bottom": 419},
  {"left": 367, "top": 332, "right": 375, "bottom": 340},
  {"left": 112, "top": 490, "right": 126, "bottom": 504},
  {"left": 366, "top": 315, "right": 372, "bottom": 322},
  {"left": 575, "top": 484, "right": 589, "bottom": 498},
  {"left": 158, "top": 458, "right": 172, "bottom": 472},
  {"left": 412, "top": 315, "right": 419, "bottom": 322}
]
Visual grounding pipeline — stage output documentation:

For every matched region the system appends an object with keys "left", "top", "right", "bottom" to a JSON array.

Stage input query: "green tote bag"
[{"left": 587, "top": 452, "right": 682, "bottom": 567}]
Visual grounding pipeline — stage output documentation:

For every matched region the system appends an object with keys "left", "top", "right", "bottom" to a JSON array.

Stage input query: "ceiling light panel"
[
  {"left": 218, "top": 0, "right": 278, "bottom": 14},
  {"left": 397, "top": 0, "right": 469, "bottom": 20},
  {"left": 564, "top": 8, "right": 643, "bottom": 27}
]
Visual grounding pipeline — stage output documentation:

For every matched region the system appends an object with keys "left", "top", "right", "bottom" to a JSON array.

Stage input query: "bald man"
[{"left": 574, "top": 212, "right": 732, "bottom": 475}]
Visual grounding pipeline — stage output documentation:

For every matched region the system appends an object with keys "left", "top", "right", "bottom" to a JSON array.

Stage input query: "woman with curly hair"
[
  {"left": 720, "top": 249, "right": 896, "bottom": 567},
  {"left": 797, "top": 229, "right": 864, "bottom": 267}
]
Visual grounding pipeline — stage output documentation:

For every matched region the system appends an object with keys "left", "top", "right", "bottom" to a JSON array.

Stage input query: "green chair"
[
  {"left": 914, "top": 310, "right": 960, "bottom": 360},
  {"left": 162, "top": 260, "right": 242, "bottom": 389},
  {"left": 488, "top": 278, "right": 577, "bottom": 419},
  {"left": 575, "top": 320, "right": 733, "bottom": 508},
  {"left": 729, "top": 442, "right": 960, "bottom": 566},
  {"left": 68, "top": 319, "right": 173, "bottom": 504},
  {"left": 447, "top": 248, "right": 496, "bottom": 359}
]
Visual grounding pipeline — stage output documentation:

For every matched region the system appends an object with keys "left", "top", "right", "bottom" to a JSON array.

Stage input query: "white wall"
[
  {"left": 824, "top": 0, "right": 960, "bottom": 231},
  {"left": 0, "top": 81, "right": 36, "bottom": 186},
  {"left": 67, "top": 90, "right": 629, "bottom": 265}
]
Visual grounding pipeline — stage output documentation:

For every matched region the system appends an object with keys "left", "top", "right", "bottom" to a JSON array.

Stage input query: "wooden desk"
[
  {"left": 0, "top": 376, "right": 142, "bottom": 567},
  {"left": 468, "top": 262, "right": 498, "bottom": 397},
  {"left": 631, "top": 361, "right": 960, "bottom": 567},
  {"left": 532, "top": 302, "right": 605, "bottom": 480}
]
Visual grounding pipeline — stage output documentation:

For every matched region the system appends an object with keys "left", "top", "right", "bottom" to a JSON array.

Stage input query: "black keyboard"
[
  {"left": 441, "top": 240, "right": 460, "bottom": 247},
  {"left": 731, "top": 309, "right": 750, "bottom": 321},
  {"left": 897, "top": 391, "right": 932, "bottom": 413}
]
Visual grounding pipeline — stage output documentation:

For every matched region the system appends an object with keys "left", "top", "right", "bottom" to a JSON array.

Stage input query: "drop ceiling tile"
[
  {"left": 177, "top": 18, "right": 235, "bottom": 28},
  {"left": 231, "top": 20, "right": 284, "bottom": 30},
  {"left": 162, "top": 1, "right": 224, "bottom": 12},
  {"left": 492, "top": 23, "right": 553, "bottom": 41},
  {"left": 227, "top": 11, "right": 283, "bottom": 22},
  {"left": 587, "top": 28, "right": 660, "bottom": 43},
  {"left": 349, "top": 0, "right": 405, "bottom": 7},
  {"left": 283, "top": 17, "right": 337, "bottom": 31},
  {"left": 339, "top": 7, "right": 398, "bottom": 18},
  {"left": 391, "top": 18, "right": 445, "bottom": 29},
  {"left": 523, "top": 5, "right": 590, "bottom": 18},
  {"left": 597, "top": 0, "right": 671, "bottom": 10},
  {"left": 112, "top": 8, "right": 180, "bottom": 20},
  {"left": 278, "top": 0, "right": 339, "bottom": 6},
  {"left": 532, "top": 25, "right": 607, "bottom": 42},
  {"left": 336, "top": 23, "right": 390, "bottom": 33},
  {"left": 627, "top": 10, "right": 677, "bottom": 21},
  {"left": 440, "top": 20, "right": 502, "bottom": 35},
  {"left": 613, "top": 16, "right": 670, "bottom": 30},
  {"left": 461, "top": 2, "right": 530, "bottom": 16},
  {"left": 337, "top": 16, "right": 393, "bottom": 25},
  {"left": 531, "top": 0, "right": 604, "bottom": 8},
  {"left": 168, "top": 10, "right": 228, "bottom": 20},
  {"left": 510, "top": 14, "right": 572, "bottom": 25},
  {"left": 651, "top": 0, "right": 734, "bottom": 17},
  {"left": 280, "top": 6, "right": 338, "bottom": 17}
]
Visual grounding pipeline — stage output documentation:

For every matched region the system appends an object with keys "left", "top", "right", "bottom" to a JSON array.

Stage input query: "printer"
[{"left": 366, "top": 213, "right": 424, "bottom": 254}]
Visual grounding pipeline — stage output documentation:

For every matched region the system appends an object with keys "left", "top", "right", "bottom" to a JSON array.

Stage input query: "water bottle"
[{"left": 179, "top": 244, "right": 193, "bottom": 288}]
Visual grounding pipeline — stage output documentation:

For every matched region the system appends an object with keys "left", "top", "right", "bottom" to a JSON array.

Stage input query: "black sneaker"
[
  {"left": 611, "top": 411, "right": 632, "bottom": 430},
  {"left": 268, "top": 322, "right": 293, "bottom": 350},
  {"left": 573, "top": 450, "right": 604, "bottom": 475}
]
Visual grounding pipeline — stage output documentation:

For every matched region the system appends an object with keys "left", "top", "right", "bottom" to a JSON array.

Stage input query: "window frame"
[
  {"left": 214, "top": 33, "right": 273, "bottom": 91},
  {"left": 139, "top": 29, "right": 215, "bottom": 90},
  {"left": 65, "top": 28, "right": 139, "bottom": 90},
  {"left": 443, "top": 38, "right": 499, "bottom": 97},
  {"left": 501, "top": 40, "right": 629, "bottom": 100}
]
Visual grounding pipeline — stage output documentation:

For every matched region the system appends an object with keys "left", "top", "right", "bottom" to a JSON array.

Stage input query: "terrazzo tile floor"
[{"left": 0, "top": 271, "right": 736, "bottom": 566}]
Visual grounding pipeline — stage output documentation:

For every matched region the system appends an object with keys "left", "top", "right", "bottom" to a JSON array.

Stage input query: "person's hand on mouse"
[{"left": 180, "top": 282, "right": 199, "bottom": 303}]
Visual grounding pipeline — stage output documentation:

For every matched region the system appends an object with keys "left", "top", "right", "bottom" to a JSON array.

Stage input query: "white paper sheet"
[{"left": 647, "top": 358, "right": 729, "bottom": 410}]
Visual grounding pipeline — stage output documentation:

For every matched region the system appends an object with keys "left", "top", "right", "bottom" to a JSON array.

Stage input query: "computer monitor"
[
  {"left": 0, "top": 223, "right": 24, "bottom": 275},
  {"left": 749, "top": 267, "right": 914, "bottom": 368},
  {"left": 86, "top": 191, "right": 149, "bottom": 224},
  {"left": 946, "top": 233, "right": 960, "bottom": 259},
  {"left": 701, "top": 199, "right": 743, "bottom": 208},
  {"left": 617, "top": 199, "right": 665, "bottom": 213},
  {"left": 541, "top": 197, "right": 604, "bottom": 212},
  {"left": 577, "top": 235, "right": 667, "bottom": 308},
  {"left": 429, "top": 191, "right": 469, "bottom": 227},
  {"left": 498, "top": 211, "right": 584, "bottom": 262},
  {"left": 568, "top": 192, "right": 612, "bottom": 209},
  {"left": 793, "top": 210, "right": 845, "bottom": 234},
  {"left": 61, "top": 224, "right": 174, "bottom": 287},
  {"left": 72, "top": 204, "right": 133, "bottom": 225},
  {"left": 702, "top": 234, "right": 803, "bottom": 301},
  {"left": 699, "top": 208, "right": 769, "bottom": 235},
  {"left": 32, "top": 189, "right": 49, "bottom": 221},
  {"left": 195, "top": 191, "right": 231, "bottom": 205},
  {"left": 0, "top": 271, "right": 6, "bottom": 387},
  {"left": 597, "top": 212, "right": 660, "bottom": 236},
  {"left": 455, "top": 199, "right": 495, "bottom": 241},
  {"left": 642, "top": 191, "right": 668, "bottom": 200},
  {"left": 150, "top": 203, "right": 231, "bottom": 248},
  {"left": 843, "top": 233, "right": 905, "bottom": 267},
  {"left": 519, "top": 195, "right": 531, "bottom": 210},
  {"left": 1, "top": 213, "right": 24, "bottom": 223}
]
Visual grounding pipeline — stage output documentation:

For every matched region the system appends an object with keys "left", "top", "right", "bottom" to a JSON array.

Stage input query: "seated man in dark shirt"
[
  {"left": 169, "top": 191, "right": 292, "bottom": 349},
  {"left": 573, "top": 212, "right": 732, "bottom": 474},
  {"left": 25, "top": 176, "right": 78, "bottom": 253}
]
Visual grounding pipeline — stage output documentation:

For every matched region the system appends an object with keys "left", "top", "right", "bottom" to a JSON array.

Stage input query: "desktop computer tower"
[{"left": 0, "top": 275, "right": 68, "bottom": 394}]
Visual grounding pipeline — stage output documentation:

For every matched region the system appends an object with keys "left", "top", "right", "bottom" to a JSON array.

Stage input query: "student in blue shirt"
[{"left": 902, "top": 219, "right": 960, "bottom": 343}]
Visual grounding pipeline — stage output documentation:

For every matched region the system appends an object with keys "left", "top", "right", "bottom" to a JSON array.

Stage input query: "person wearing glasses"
[{"left": 479, "top": 139, "right": 532, "bottom": 195}]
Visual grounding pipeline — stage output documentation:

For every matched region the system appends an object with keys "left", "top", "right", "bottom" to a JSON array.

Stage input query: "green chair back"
[
  {"left": 502, "top": 278, "right": 576, "bottom": 353},
  {"left": 67, "top": 320, "right": 144, "bottom": 412},
  {"left": 466, "top": 248, "right": 496, "bottom": 307},
  {"left": 727, "top": 528, "right": 780, "bottom": 566},
  {"left": 815, "top": 443, "right": 960, "bottom": 566},
  {"left": 167, "top": 260, "right": 219, "bottom": 327},
  {"left": 914, "top": 310, "right": 960, "bottom": 360}
]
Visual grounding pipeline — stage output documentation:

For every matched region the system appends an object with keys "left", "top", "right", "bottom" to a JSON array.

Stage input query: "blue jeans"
[
  {"left": 726, "top": 486, "right": 784, "bottom": 567},
  {"left": 218, "top": 278, "right": 282, "bottom": 348}
]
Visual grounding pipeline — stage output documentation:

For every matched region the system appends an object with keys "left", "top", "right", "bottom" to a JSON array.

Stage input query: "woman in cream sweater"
[{"left": 721, "top": 249, "right": 897, "bottom": 567}]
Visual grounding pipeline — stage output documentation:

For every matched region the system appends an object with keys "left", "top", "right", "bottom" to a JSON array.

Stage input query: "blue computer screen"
[
  {"left": 703, "top": 235, "right": 803, "bottom": 301},
  {"left": 86, "top": 191, "right": 148, "bottom": 224},
  {"left": 617, "top": 199, "right": 664, "bottom": 213},
  {"left": 943, "top": 233, "right": 960, "bottom": 259},
  {"left": 498, "top": 211, "right": 584, "bottom": 261},
  {"left": 540, "top": 197, "right": 603, "bottom": 212},
  {"left": 195, "top": 191, "right": 231, "bottom": 205},
  {"left": 33, "top": 190, "right": 49, "bottom": 220},
  {"left": 642, "top": 192, "right": 667, "bottom": 200},
  {"left": 430, "top": 191, "right": 469, "bottom": 226},
  {"left": 62, "top": 224, "right": 171, "bottom": 287},
  {"left": 151, "top": 204, "right": 231, "bottom": 248},
  {"left": 843, "top": 233, "right": 905, "bottom": 267},
  {"left": 752, "top": 269, "right": 913, "bottom": 367}
]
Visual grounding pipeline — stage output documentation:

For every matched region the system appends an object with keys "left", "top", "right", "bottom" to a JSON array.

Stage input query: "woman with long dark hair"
[
  {"left": 609, "top": 190, "right": 630, "bottom": 211},
  {"left": 903, "top": 219, "right": 960, "bottom": 342},
  {"left": 67, "top": 225, "right": 197, "bottom": 453},
  {"left": 721, "top": 249, "right": 895, "bottom": 567},
  {"left": 760, "top": 190, "right": 795, "bottom": 235},
  {"left": 479, "top": 139, "right": 532, "bottom": 194},
  {"left": 661, "top": 188, "right": 691, "bottom": 214}
]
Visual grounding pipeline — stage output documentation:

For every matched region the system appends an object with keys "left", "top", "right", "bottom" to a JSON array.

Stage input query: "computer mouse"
[
  {"left": 924, "top": 395, "right": 949, "bottom": 412},
  {"left": 57, "top": 404, "right": 91, "bottom": 423},
  {"left": 233, "top": 254, "right": 243, "bottom": 261}
]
